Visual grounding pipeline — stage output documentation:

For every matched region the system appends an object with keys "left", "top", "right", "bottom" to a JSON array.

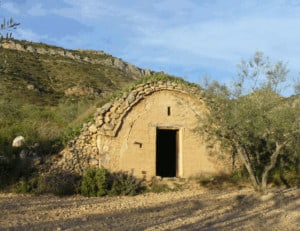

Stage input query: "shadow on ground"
[{"left": 0, "top": 188, "right": 299, "bottom": 231}]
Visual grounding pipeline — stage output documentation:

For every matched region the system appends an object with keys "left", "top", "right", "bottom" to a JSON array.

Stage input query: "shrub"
[
  {"left": 12, "top": 178, "right": 32, "bottom": 193},
  {"left": 38, "top": 171, "right": 80, "bottom": 196},
  {"left": 95, "top": 168, "right": 110, "bottom": 196},
  {"left": 81, "top": 168, "right": 97, "bottom": 197},
  {"left": 0, "top": 155, "right": 35, "bottom": 190},
  {"left": 270, "top": 166, "right": 300, "bottom": 188},
  {"left": 81, "top": 168, "right": 109, "bottom": 197},
  {"left": 109, "top": 171, "right": 145, "bottom": 196},
  {"left": 80, "top": 168, "right": 145, "bottom": 197}
]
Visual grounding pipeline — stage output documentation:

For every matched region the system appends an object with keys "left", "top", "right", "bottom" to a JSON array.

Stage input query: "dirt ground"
[{"left": 0, "top": 185, "right": 299, "bottom": 231}]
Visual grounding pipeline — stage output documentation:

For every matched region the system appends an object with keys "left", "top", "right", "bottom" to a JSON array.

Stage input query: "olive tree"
[{"left": 201, "top": 52, "right": 300, "bottom": 194}]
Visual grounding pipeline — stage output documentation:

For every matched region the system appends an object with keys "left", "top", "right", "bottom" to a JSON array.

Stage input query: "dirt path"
[{"left": 0, "top": 187, "right": 299, "bottom": 231}]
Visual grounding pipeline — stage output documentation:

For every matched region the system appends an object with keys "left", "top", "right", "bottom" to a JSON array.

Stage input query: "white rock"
[{"left": 12, "top": 136, "right": 25, "bottom": 147}]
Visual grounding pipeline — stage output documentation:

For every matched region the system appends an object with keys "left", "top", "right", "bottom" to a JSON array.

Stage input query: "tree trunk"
[
  {"left": 260, "top": 142, "right": 286, "bottom": 194},
  {"left": 234, "top": 141, "right": 260, "bottom": 191}
]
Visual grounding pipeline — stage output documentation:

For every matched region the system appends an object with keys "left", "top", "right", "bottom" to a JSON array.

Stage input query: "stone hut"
[{"left": 50, "top": 77, "right": 230, "bottom": 179}]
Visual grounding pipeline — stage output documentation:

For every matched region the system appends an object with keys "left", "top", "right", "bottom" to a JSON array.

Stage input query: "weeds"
[
  {"left": 38, "top": 172, "right": 81, "bottom": 196},
  {"left": 11, "top": 171, "right": 81, "bottom": 196},
  {"left": 197, "top": 171, "right": 249, "bottom": 190}
]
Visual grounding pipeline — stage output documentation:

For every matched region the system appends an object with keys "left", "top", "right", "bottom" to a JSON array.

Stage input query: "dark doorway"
[{"left": 156, "top": 129, "right": 178, "bottom": 177}]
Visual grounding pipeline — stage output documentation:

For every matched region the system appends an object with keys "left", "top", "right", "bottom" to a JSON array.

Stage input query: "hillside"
[
  {"left": 0, "top": 39, "right": 155, "bottom": 158},
  {"left": 0, "top": 39, "right": 155, "bottom": 105}
]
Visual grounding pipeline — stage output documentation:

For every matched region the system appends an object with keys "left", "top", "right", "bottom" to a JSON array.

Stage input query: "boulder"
[{"left": 12, "top": 136, "right": 25, "bottom": 147}]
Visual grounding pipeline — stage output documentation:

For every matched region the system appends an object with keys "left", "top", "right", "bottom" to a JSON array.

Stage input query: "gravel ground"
[{"left": 0, "top": 186, "right": 299, "bottom": 231}]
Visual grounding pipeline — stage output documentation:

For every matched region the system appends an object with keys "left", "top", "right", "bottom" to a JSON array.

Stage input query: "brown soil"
[{"left": 0, "top": 186, "right": 299, "bottom": 231}]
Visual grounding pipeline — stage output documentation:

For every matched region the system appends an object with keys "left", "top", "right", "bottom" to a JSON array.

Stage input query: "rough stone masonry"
[{"left": 46, "top": 80, "right": 231, "bottom": 179}]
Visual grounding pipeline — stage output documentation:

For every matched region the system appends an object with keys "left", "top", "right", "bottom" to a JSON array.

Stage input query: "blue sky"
[{"left": 2, "top": 0, "right": 300, "bottom": 89}]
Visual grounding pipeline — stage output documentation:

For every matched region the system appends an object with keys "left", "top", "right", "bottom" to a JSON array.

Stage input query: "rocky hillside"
[
  {"left": 0, "top": 39, "right": 155, "bottom": 105},
  {"left": 0, "top": 39, "right": 156, "bottom": 156},
  {"left": 0, "top": 40, "right": 153, "bottom": 79}
]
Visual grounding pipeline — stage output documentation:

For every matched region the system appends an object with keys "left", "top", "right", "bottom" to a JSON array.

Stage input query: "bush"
[
  {"left": 81, "top": 168, "right": 109, "bottom": 197},
  {"left": 80, "top": 168, "right": 145, "bottom": 197},
  {"left": 270, "top": 166, "right": 300, "bottom": 188},
  {"left": 9, "top": 171, "right": 80, "bottom": 196},
  {"left": 37, "top": 171, "right": 80, "bottom": 196},
  {"left": 109, "top": 171, "right": 145, "bottom": 196},
  {"left": 95, "top": 168, "right": 110, "bottom": 196},
  {"left": 12, "top": 178, "right": 32, "bottom": 193},
  {"left": 0, "top": 155, "right": 35, "bottom": 190}
]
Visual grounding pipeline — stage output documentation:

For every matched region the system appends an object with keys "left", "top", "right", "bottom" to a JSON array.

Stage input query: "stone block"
[
  {"left": 127, "top": 93, "right": 136, "bottom": 104},
  {"left": 88, "top": 124, "right": 97, "bottom": 133}
]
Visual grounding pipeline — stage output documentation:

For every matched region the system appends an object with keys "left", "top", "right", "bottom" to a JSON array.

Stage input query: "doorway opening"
[{"left": 156, "top": 129, "right": 178, "bottom": 177}]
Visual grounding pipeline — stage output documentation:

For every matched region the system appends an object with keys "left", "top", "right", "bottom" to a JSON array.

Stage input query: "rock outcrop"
[{"left": 0, "top": 40, "right": 155, "bottom": 79}]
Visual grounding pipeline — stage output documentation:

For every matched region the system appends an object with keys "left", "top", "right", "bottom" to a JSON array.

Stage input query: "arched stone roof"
[{"left": 87, "top": 79, "right": 204, "bottom": 137}]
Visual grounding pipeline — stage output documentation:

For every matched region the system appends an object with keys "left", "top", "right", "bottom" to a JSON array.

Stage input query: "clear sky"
[{"left": 2, "top": 0, "right": 300, "bottom": 89}]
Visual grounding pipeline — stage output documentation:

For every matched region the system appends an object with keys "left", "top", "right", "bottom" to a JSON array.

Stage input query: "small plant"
[
  {"left": 109, "top": 171, "right": 145, "bottom": 196},
  {"left": 12, "top": 178, "right": 32, "bottom": 193},
  {"left": 11, "top": 174, "right": 40, "bottom": 194},
  {"left": 148, "top": 178, "right": 173, "bottom": 193}
]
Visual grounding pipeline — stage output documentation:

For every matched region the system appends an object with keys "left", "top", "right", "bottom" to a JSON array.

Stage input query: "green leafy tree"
[{"left": 202, "top": 52, "right": 300, "bottom": 194}]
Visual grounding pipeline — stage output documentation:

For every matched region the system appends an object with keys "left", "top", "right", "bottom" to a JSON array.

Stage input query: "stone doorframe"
[{"left": 155, "top": 124, "right": 183, "bottom": 178}]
